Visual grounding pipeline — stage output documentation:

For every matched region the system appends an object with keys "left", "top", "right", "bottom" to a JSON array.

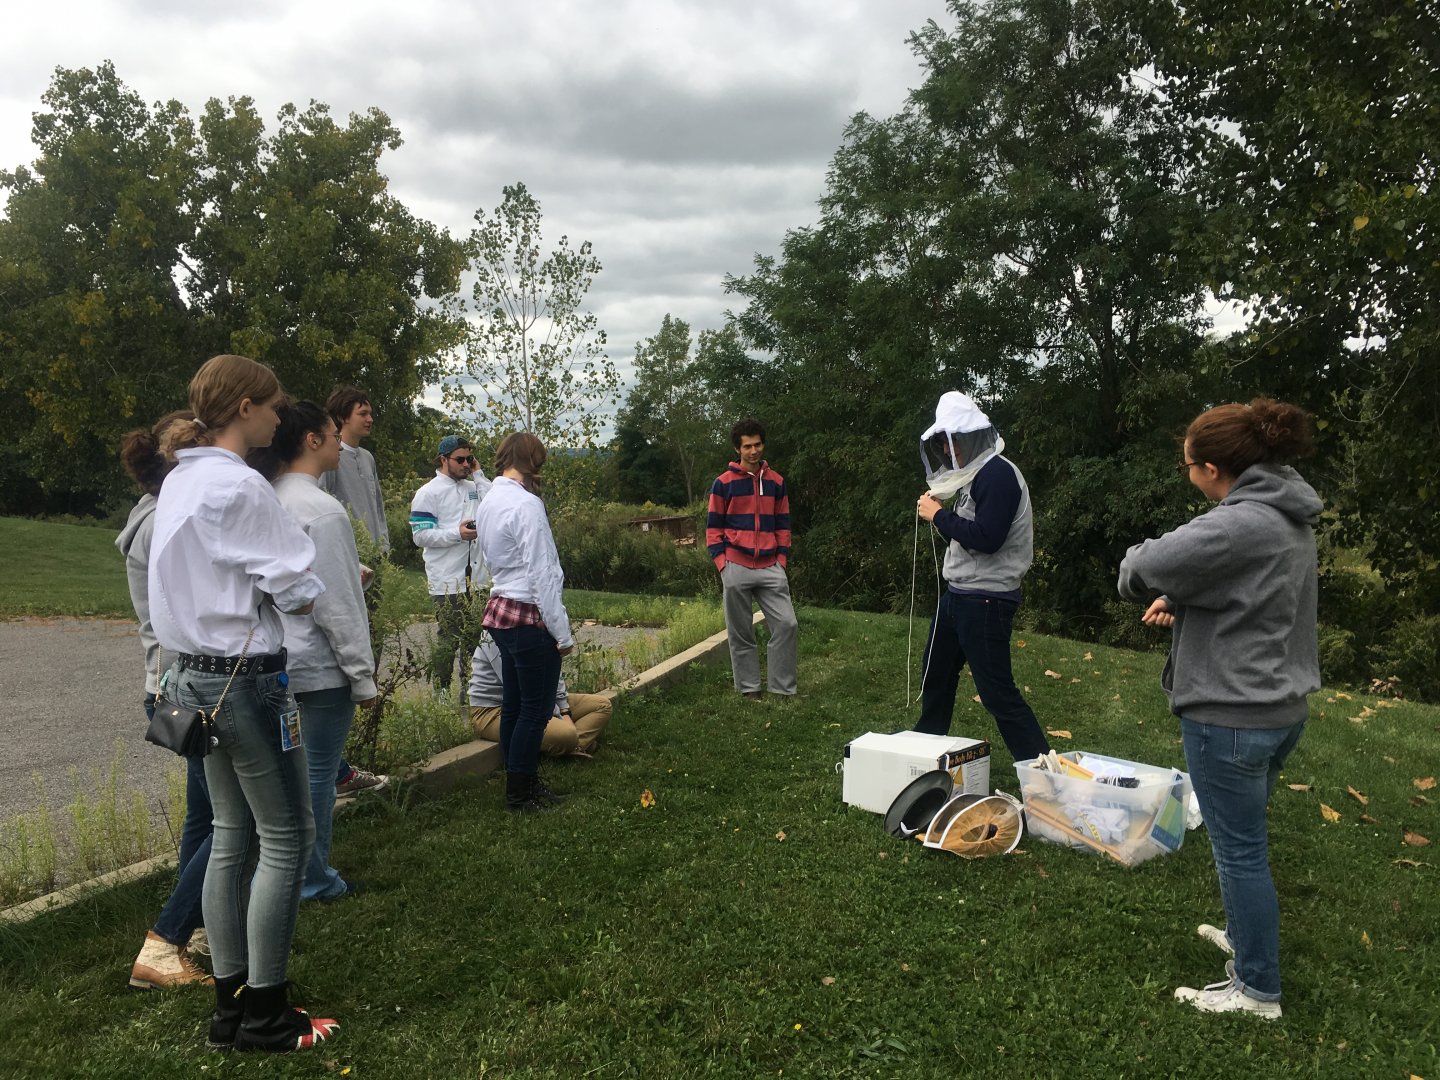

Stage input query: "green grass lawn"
[
  {"left": 1, "top": 605, "right": 1435, "bottom": 1078},
  {"left": 0, "top": 516, "right": 136, "bottom": 617}
]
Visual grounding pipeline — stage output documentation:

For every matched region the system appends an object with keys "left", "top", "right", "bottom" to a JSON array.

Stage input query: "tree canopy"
[{"left": 0, "top": 62, "right": 465, "bottom": 512}]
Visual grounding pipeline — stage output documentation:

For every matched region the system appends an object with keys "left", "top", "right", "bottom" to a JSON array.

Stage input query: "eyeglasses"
[
  {"left": 1175, "top": 460, "right": 1200, "bottom": 476},
  {"left": 448, "top": 454, "right": 474, "bottom": 465}
]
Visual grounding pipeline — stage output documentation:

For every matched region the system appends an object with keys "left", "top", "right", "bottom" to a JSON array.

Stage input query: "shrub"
[{"left": 1368, "top": 613, "right": 1440, "bottom": 702}]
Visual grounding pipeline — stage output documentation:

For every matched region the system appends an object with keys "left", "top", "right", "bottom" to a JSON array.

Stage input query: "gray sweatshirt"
[
  {"left": 1118, "top": 463, "right": 1322, "bottom": 729},
  {"left": 273, "top": 473, "right": 378, "bottom": 700},
  {"left": 319, "top": 442, "right": 390, "bottom": 552},
  {"left": 116, "top": 495, "right": 160, "bottom": 694}
]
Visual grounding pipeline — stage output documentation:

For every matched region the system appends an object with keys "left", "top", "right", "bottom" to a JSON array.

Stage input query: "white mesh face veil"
[{"left": 921, "top": 426, "right": 1004, "bottom": 499}]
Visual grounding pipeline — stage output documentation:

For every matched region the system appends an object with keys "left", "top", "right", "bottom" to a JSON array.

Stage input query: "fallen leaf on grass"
[
  {"left": 1044, "top": 669, "right": 1063, "bottom": 679},
  {"left": 1016, "top": 640, "right": 1026, "bottom": 648},
  {"left": 1037, "top": 866, "right": 1049, "bottom": 879},
  {"left": 1361, "top": 930, "right": 1372, "bottom": 949},
  {"left": 1047, "top": 729, "right": 1073, "bottom": 739},
  {"left": 1347, "top": 786, "right": 1369, "bottom": 806},
  {"left": 1415, "top": 776, "right": 1437, "bottom": 791},
  {"left": 1373, "top": 698, "right": 1398, "bottom": 709},
  {"left": 1083, "top": 651, "right": 1094, "bottom": 661},
  {"left": 972, "top": 694, "right": 982, "bottom": 703},
  {"left": 1287, "top": 783, "right": 1311, "bottom": 792},
  {"left": 1412, "top": 796, "right": 1432, "bottom": 807},
  {"left": 1403, "top": 831, "right": 1430, "bottom": 847},
  {"left": 820, "top": 976, "right": 836, "bottom": 986},
  {"left": 1383, "top": 756, "right": 1397, "bottom": 764},
  {"left": 1393, "top": 859, "right": 1427, "bottom": 869},
  {"left": 1335, "top": 691, "right": 1352, "bottom": 700},
  {"left": 1320, "top": 803, "right": 1341, "bottom": 823},
  {"left": 1360, "top": 814, "right": 1380, "bottom": 824},
  {"left": 900, "top": 962, "right": 911, "bottom": 972},
  {"left": 775, "top": 830, "right": 787, "bottom": 842},
  {"left": 1070, "top": 677, "right": 1082, "bottom": 684},
  {"left": 639, "top": 789, "right": 656, "bottom": 809}
]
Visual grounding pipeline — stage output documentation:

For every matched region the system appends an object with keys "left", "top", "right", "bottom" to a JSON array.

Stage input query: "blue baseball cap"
[{"left": 437, "top": 434, "right": 471, "bottom": 458}]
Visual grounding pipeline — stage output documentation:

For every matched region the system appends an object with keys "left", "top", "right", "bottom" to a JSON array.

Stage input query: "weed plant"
[
  {"left": 2, "top": 607, "right": 1435, "bottom": 1076},
  {"left": 0, "top": 748, "right": 185, "bottom": 907}
]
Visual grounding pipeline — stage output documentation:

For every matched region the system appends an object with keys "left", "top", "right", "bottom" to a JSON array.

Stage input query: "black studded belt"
[{"left": 177, "top": 649, "right": 287, "bottom": 676}]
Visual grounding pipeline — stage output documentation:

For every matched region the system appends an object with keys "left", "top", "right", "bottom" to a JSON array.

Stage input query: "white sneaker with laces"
[
  {"left": 336, "top": 767, "right": 390, "bottom": 796},
  {"left": 1197, "top": 923, "right": 1234, "bottom": 956},
  {"left": 187, "top": 928, "right": 209, "bottom": 957},
  {"left": 1174, "top": 961, "right": 1281, "bottom": 1020}
]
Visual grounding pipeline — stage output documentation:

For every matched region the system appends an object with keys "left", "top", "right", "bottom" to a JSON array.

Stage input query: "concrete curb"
[{"left": 0, "top": 613, "right": 755, "bottom": 925}]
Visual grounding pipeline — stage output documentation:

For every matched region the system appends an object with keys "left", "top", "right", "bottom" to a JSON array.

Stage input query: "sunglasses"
[{"left": 448, "top": 454, "right": 475, "bottom": 465}]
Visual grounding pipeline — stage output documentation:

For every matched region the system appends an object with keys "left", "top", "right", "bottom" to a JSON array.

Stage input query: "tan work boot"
[{"left": 129, "top": 930, "right": 214, "bottom": 990}]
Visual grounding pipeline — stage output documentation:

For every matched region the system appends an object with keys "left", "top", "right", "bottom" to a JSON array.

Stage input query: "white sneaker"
[
  {"left": 187, "top": 928, "right": 209, "bottom": 957},
  {"left": 1174, "top": 961, "right": 1281, "bottom": 1020},
  {"left": 1197, "top": 923, "right": 1234, "bottom": 956}
]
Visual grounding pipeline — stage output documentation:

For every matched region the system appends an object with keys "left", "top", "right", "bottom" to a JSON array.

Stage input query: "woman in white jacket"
[
  {"left": 250, "top": 401, "right": 378, "bottom": 902},
  {"left": 476, "top": 432, "right": 575, "bottom": 812}
]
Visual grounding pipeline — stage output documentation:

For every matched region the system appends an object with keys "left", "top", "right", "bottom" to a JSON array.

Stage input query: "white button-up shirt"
[
  {"left": 477, "top": 476, "right": 573, "bottom": 649},
  {"left": 149, "top": 447, "right": 324, "bottom": 656}
]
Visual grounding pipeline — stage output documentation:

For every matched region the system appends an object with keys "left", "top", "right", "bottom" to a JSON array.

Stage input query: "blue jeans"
[
  {"left": 915, "top": 592, "right": 1051, "bottom": 762},
  {"left": 1182, "top": 718, "right": 1306, "bottom": 1001},
  {"left": 147, "top": 692, "right": 214, "bottom": 944},
  {"left": 174, "top": 664, "right": 315, "bottom": 988},
  {"left": 489, "top": 624, "right": 562, "bottom": 777},
  {"left": 296, "top": 685, "right": 354, "bottom": 901}
]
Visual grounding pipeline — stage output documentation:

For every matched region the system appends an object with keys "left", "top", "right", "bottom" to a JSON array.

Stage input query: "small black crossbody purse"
[{"left": 143, "top": 630, "right": 254, "bottom": 759}]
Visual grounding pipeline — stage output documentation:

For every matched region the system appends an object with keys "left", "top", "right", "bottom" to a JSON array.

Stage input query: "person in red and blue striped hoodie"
[{"left": 706, "top": 419, "right": 798, "bottom": 699}]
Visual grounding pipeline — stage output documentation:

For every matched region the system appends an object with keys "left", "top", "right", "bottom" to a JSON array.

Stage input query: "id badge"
[{"left": 279, "top": 707, "right": 304, "bottom": 752}]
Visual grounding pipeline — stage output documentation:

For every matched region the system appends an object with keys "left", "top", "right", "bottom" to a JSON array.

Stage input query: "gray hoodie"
[
  {"left": 115, "top": 494, "right": 161, "bottom": 694},
  {"left": 1118, "top": 463, "right": 1322, "bottom": 729}
]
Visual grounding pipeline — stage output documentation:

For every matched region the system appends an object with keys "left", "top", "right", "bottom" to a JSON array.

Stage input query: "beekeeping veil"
[{"left": 920, "top": 391, "right": 1005, "bottom": 500}]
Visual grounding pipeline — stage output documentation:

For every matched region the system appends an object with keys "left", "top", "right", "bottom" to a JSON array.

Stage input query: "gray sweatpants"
[{"left": 721, "top": 562, "right": 798, "bottom": 695}]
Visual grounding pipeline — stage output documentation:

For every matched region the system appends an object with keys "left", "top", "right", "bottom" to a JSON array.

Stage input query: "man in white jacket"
[{"left": 410, "top": 435, "right": 493, "bottom": 692}]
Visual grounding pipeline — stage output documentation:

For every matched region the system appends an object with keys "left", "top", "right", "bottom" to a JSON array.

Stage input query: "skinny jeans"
[
  {"left": 489, "top": 623, "right": 563, "bottom": 777},
  {"left": 1182, "top": 717, "right": 1305, "bottom": 1001},
  {"left": 173, "top": 664, "right": 314, "bottom": 988},
  {"left": 144, "top": 695, "right": 214, "bottom": 946},
  {"left": 296, "top": 685, "right": 354, "bottom": 901}
]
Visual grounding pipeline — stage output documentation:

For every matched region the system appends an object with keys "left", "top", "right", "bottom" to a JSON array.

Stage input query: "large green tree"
[
  {"left": 0, "top": 63, "right": 467, "bottom": 513},
  {"left": 615, "top": 315, "right": 740, "bottom": 506},
  {"left": 728, "top": 0, "right": 1216, "bottom": 617},
  {"left": 0, "top": 62, "right": 200, "bottom": 511},
  {"left": 1135, "top": 0, "right": 1440, "bottom": 602}
]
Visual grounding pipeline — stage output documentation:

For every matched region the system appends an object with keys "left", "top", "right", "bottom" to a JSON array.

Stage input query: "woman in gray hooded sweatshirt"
[
  {"left": 1119, "top": 398, "right": 1320, "bottom": 1021},
  {"left": 117, "top": 410, "right": 215, "bottom": 990}
]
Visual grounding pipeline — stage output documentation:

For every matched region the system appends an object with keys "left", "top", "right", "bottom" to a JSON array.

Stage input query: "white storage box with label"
[
  {"left": 842, "top": 731, "right": 991, "bottom": 814},
  {"left": 1014, "top": 751, "right": 1192, "bottom": 867}
]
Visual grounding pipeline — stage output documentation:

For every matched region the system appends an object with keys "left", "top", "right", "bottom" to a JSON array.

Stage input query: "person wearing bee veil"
[{"left": 913, "top": 391, "right": 1050, "bottom": 765}]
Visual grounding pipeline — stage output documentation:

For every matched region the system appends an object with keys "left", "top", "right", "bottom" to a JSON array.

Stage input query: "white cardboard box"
[{"left": 842, "top": 731, "right": 991, "bottom": 814}]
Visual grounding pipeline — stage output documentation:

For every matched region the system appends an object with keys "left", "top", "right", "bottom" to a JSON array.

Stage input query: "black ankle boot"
[
  {"left": 233, "top": 983, "right": 339, "bottom": 1053},
  {"left": 533, "top": 777, "right": 568, "bottom": 804},
  {"left": 207, "top": 971, "right": 247, "bottom": 1048},
  {"left": 504, "top": 772, "right": 551, "bottom": 813}
]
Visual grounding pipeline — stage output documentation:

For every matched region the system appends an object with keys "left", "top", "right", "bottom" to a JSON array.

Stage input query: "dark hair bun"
[{"left": 1249, "top": 397, "right": 1314, "bottom": 459}]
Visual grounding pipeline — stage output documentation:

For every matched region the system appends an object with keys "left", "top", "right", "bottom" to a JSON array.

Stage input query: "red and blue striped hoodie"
[{"left": 706, "top": 461, "right": 791, "bottom": 571}]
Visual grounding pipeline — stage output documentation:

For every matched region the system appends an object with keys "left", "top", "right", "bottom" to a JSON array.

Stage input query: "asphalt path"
[{"left": 0, "top": 616, "right": 648, "bottom": 847}]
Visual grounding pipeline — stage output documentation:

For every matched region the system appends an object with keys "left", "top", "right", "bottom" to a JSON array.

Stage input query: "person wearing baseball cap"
[
  {"left": 913, "top": 391, "right": 1050, "bottom": 765},
  {"left": 409, "top": 434, "right": 492, "bottom": 693}
]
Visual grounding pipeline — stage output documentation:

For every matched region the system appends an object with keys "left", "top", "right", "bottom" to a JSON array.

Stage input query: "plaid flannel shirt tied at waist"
[{"left": 482, "top": 594, "right": 544, "bottom": 631}]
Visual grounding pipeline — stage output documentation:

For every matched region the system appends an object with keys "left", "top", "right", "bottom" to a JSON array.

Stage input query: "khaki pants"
[{"left": 470, "top": 692, "right": 613, "bottom": 756}]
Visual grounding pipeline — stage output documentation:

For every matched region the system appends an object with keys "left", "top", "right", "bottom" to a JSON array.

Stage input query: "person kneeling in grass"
[{"left": 468, "top": 637, "right": 611, "bottom": 759}]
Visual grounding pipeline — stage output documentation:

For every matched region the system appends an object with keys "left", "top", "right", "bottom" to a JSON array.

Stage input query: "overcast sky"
[{"left": 0, "top": 0, "right": 952, "bottom": 410}]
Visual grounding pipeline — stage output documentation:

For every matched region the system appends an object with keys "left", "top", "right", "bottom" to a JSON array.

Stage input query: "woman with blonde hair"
[
  {"left": 150, "top": 354, "right": 339, "bottom": 1051},
  {"left": 1119, "top": 397, "right": 1320, "bottom": 1020},
  {"left": 476, "top": 432, "right": 575, "bottom": 813}
]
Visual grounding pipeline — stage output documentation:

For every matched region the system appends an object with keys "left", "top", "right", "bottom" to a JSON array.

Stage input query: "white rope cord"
[{"left": 906, "top": 505, "right": 945, "bottom": 709}]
